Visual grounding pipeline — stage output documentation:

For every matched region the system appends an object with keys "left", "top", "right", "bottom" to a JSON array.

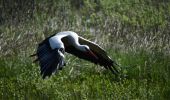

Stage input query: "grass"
[
  {"left": 0, "top": 0, "right": 170, "bottom": 99},
  {"left": 0, "top": 48, "right": 169, "bottom": 99}
]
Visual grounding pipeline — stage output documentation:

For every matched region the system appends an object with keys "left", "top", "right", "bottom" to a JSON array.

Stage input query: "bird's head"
[{"left": 81, "top": 45, "right": 98, "bottom": 59}]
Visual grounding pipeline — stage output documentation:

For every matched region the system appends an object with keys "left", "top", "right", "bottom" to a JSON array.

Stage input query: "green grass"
[
  {"left": 0, "top": 49, "right": 169, "bottom": 99},
  {"left": 0, "top": 0, "right": 170, "bottom": 99}
]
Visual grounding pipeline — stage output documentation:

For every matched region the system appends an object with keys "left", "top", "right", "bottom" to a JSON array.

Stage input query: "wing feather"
[
  {"left": 62, "top": 36, "right": 119, "bottom": 75},
  {"left": 78, "top": 36, "right": 119, "bottom": 74},
  {"left": 35, "top": 42, "right": 65, "bottom": 79}
]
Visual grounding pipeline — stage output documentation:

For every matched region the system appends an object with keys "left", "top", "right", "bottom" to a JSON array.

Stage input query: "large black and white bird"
[{"left": 31, "top": 31, "right": 119, "bottom": 79}]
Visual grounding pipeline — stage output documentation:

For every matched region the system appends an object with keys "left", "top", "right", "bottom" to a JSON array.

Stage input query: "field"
[{"left": 0, "top": 0, "right": 170, "bottom": 99}]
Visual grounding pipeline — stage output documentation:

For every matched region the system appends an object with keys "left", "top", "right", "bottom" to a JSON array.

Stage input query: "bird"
[{"left": 31, "top": 31, "right": 119, "bottom": 79}]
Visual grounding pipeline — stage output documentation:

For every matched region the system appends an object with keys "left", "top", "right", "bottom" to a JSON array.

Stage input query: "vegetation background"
[{"left": 0, "top": 0, "right": 170, "bottom": 99}]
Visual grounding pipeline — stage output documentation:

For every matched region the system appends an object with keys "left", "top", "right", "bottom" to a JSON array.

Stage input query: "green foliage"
[{"left": 0, "top": 0, "right": 170, "bottom": 99}]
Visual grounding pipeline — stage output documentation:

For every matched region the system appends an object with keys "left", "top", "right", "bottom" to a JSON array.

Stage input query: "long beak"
[{"left": 88, "top": 50, "right": 98, "bottom": 59}]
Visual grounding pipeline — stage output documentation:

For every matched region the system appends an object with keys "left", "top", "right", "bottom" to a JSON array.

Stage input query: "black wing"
[
  {"left": 65, "top": 46, "right": 98, "bottom": 64},
  {"left": 62, "top": 36, "right": 119, "bottom": 75},
  {"left": 34, "top": 41, "right": 65, "bottom": 79}
]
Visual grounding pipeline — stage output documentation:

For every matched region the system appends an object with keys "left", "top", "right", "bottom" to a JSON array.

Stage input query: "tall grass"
[{"left": 0, "top": 0, "right": 170, "bottom": 99}]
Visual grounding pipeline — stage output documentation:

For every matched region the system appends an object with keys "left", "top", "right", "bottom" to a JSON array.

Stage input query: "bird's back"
[
  {"left": 55, "top": 31, "right": 78, "bottom": 38},
  {"left": 49, "top": 31, "right": 79, "bottom": 49}
]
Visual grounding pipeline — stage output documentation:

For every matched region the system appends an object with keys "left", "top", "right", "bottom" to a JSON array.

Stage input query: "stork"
[{"left": 31, "top": 31, "right": 119, "bottom": 79}]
